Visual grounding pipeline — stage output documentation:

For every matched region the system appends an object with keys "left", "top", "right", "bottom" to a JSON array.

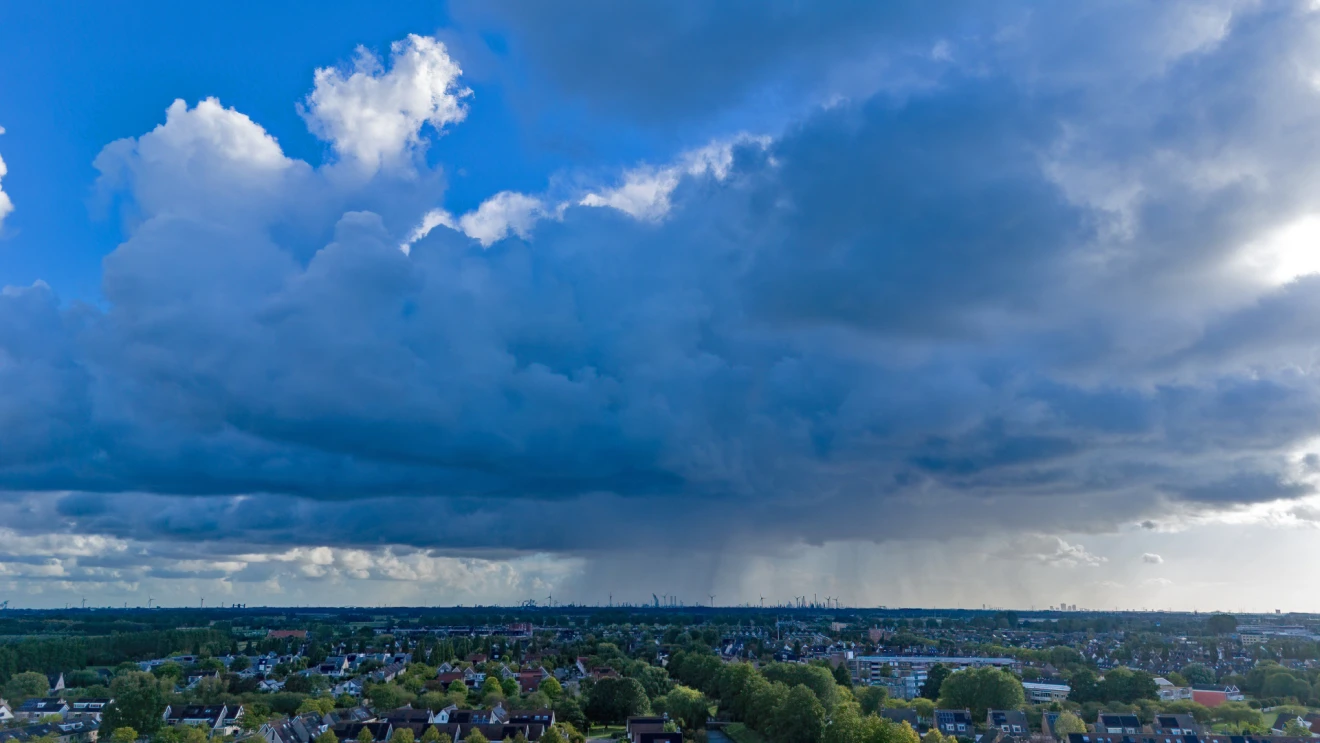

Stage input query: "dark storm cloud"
[
  {"left": 4, "top": 0, "right": 1320, "bottom": 578},
  {"left": 1173, "top": 472, "right": 1313, "bottom": 505},
  {"left": 448, "top": 0, "right": 1006, "bottom": 122}
]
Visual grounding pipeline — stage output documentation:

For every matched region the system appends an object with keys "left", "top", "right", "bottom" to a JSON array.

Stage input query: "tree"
[
  {"left": 1206, "top": 615, "right": 1238, "bottom": 636},
  {"left": 358, "top": 728, "right": 376, "bottom": 743},
  {"left": 481, "top": 676, "right": 504, "bottom": 699},
  {"left": 299, "top": 698, "right": 335, "bottom": 715},
  {"left": 775, "top": 684, "right": 825, "bottom": 743},
  {"left": 501, "top": 677, "right": 520, "bottom": 698},
  {"left": 466, "top": 731, "right": 489, "bottom": 743},
  {"left": 1212, "top": 702, "right": 1263, "bottom": 730},
  {"left": 1067, "top": 670, "right": 1101, "bottom": 705},
  {"left": 1283, "top": 719, "right": 1312, "bottom": 737},
  {"left": 822, "top": 701, "right": 863, "bottom": 743},
  {"left": 554, "top": 696, "right": 588, "bottom": 732},
  {"left": 390, "top": 729, "right": 415, "bottom": 743},
  {"left": 5, "top": 671, "right": 51, "bottom": 701},
  {"left": 763, "top": 664, "right": 840, "bottom": 710},
  {"left": 420, "top": 728, "right": 451, "bottom": 743},
  {"left": 368, "top": 683, "right": 413, "bottom": 710},
  {"left": 541, "top": 727, "right": 566, "bottom": 743},
  {"left": 921, "top": 666, "right": 950, "bottom": 701},
  {"left": 748, "top": 680, "right": 790, "bottom": 737},
  {"left": 923, "top": 729, "right": 947, "bottom": 743},
  {"left": 111, "top": 728, "right": 139, "bottom": 743},
  {"left": 316, "top": 732, "right": 340, "bottom": 743},
  {"left": 1262, "top": 673, "right": 1311, "bottom": 701},
  {"left": 1180, "top": 664, "right": 1214, "bottom": 686},
  {"left": 230, "top": 656, "right": 251, "bottom": 672},
  {"left": 66, "top": 669, "right": 103, "bottom": 688},
  {"left": 832, "top": 665, "right": 853, "bottom": 688},
  {"left": 891, "top": 721, "right": 921, "bottom": 743},
  {"left": 658, "top": 685, "right": 709, "bottom": 732},
  {"left": 1098, "top": 668, "right": 1158, "bottom": 704},
  {"left": 628, "top": 665, "right": 674, "bottom": 700},
  {"left": 103, "top": 672, "right": 166, "bottom": 736},
  {"left": 585, "top": 677, "right": 651, "bottom": 725},
  {"left": 936, "top": 667, "right": 1025, "bottom": 720},
  {"left": 911, "top": 698, "right": 935, "bottom": 721},
  {"left": 1160, "top": 701, "right": 1211, "bottom": 724},
  {"left": 540, "top": 677, "right": 563, "bottom": 699},
  {"left": 1053, "top": 713, "right": 1087, "bottom": 736},
  {"left": 855, "top": 686, "right": 887, "bottom": 716}
]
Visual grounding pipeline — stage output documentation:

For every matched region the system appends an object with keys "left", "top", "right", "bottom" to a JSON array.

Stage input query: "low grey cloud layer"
[{"left": 5, "top": 0, "right": 1320, "bottom": 607}]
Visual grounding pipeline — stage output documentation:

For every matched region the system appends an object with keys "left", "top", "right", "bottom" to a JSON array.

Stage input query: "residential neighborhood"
[{"left": 2, "top": 608, "right": 1320, "bottom": 743}]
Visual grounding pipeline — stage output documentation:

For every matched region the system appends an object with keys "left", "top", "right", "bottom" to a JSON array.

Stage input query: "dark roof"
[
  {"left": 1066, "top": 735, "right": 1316, "bottom": 743},
  {"left": 1098, "top": 714, "right": 1142, "bottom": 729},
  {"left": 468, "top": 724, "right": 544, "bottom": 742},
  {"left": 384, "top": 710, "right": 432, "bottom": 724},
  {"left": 879, "top": 709, "right": 918, "bottom": 727},
  {"left": 637, "top": 734, "right": 682, "bottom": 743},
  {"left": 1154, "top": 715, "right": 1198, "bottom": 731},
  {"left": 447, "top": 710, "right": 499, "bottom": 725},
  {"left": 0, "top": 721, "right": 98, "bottom": 743},
  {"left": 507, "top": 710, "right": 554, "bottom": 724},
  {"left": 327, "top": 707, "right": 374, "bottom": 725},
  {"left": 935, "top": 710, "right": 973, "bottom": 725},
  {"left": 18, "top": 698, "right": 68, "bottom": 712},
  {"left": 331, "top": 722, "right": 393, "bottom": 742},
  {"left": 167, "top": 706, "right": 228, "bottom": 724},
  {"left": 990, "top": 711, "right": 1030, "bottom": 729}
]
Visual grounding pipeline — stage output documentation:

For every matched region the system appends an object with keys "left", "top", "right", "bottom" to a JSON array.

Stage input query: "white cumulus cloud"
[
  {"left": 1142, "top": 552, "right": 1164, "bottom": 564},
  {"left": 303, "top": 34, "right": 471, "bottom": 174},
  {"left": 0, "top": 126, "right": 12, "bottom": 229},
  {"left": 456, "top": 191, "right": 547, "bottom": 246},
  {"left": 580, "top": 135, "right": 767, "bottom": 221}
]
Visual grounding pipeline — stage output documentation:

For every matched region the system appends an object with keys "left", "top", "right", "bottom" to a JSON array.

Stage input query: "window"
[{"left": 958, "top": 725, "right": 967, "bottom": 732}]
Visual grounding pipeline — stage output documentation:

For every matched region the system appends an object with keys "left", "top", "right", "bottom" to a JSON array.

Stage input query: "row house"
[
  {"left": 15, "top": 698, "right": 70, "bottom": 723},
  {"left": 162, "top": 704, "right": 245, "bottom": 736}
]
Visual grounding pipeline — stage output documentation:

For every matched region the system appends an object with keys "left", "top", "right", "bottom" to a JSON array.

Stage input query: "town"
[{"left": 0, "top": 608, "right": 1318, "bottom": 743}]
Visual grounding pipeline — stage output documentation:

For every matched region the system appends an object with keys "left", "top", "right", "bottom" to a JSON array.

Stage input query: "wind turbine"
[{"left": 709, "top": 594, "right": 716, "bottom": 607}]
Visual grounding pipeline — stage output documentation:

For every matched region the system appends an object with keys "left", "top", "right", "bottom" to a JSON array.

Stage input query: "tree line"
[{"left": 0, "top": 629, "right": 231, "bottom": 684}]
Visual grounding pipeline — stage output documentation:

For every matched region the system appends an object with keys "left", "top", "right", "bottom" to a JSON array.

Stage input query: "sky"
[{"left": 3, "top": 1, "right": 1320, "bottom": 611}]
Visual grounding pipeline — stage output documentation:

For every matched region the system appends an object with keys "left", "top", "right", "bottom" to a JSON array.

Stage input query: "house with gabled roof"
[
  {"left": 15, "top": 698, "right": 69, "bottom": 723},
  {"left": 1095, "top": 714, "right": 1142, "bottom": 735},
  {"left": 163, "top": 704, "right": 244, "bottom": 735},
  {"left": 934, "top": 710, "right": 973, "bottom": 737},
  {"left": 988, "top": 710, "right": 1030, "bottom": 736}
]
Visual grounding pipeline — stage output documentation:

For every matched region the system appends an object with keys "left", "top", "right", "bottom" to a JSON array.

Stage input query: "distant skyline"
[{"left": 4, "top": 1, "right": 1320, "bottom": 611}]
